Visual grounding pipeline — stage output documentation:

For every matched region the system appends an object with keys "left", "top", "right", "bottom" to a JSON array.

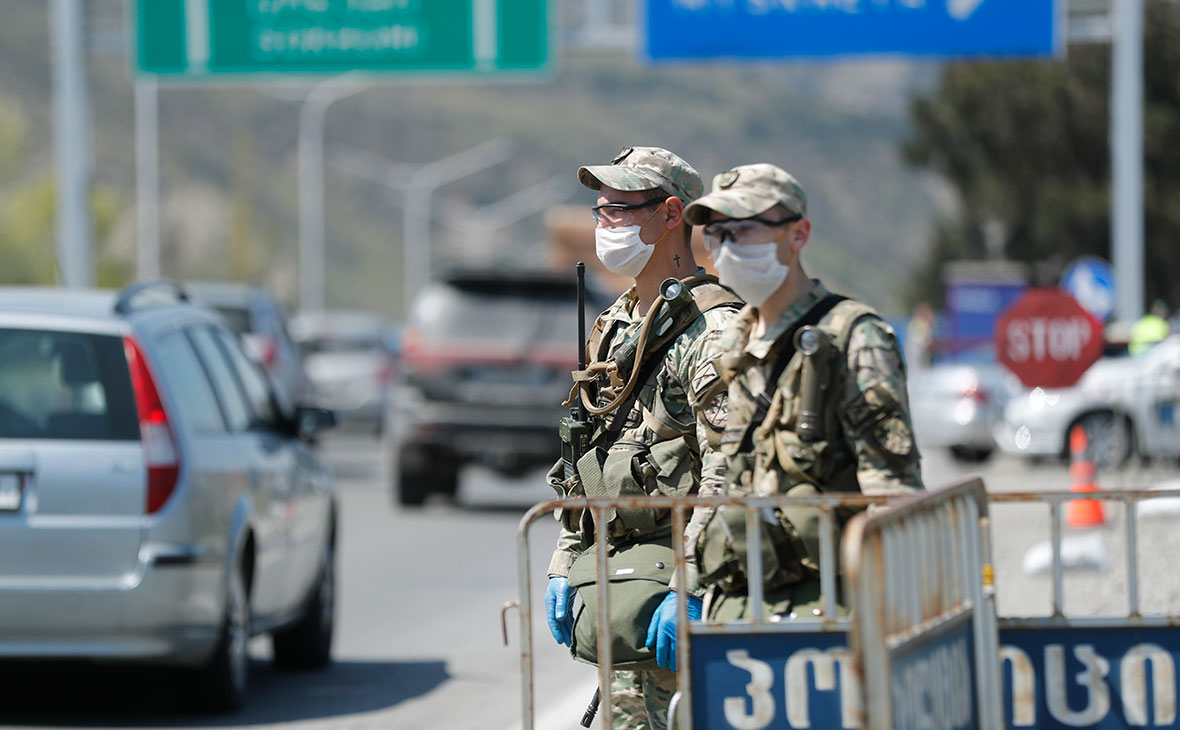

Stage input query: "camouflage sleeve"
[
  {"left": 665, "top": 306, "right": 739, "bottom": 594},
  {"left": 838, "top": 316, "right": 924, "bottom": 496},
  {"left": 547, "top": 526, "right": 582, "bottom": 578}
]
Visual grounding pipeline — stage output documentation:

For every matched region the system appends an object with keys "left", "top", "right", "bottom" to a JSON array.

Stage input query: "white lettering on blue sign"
[
  {"left": 1045, "top": 644, "right": 1110, "bottom": 726},
  {"left": 1003, "top": 643, "right": 1176, "bottom": 727},
  {"left": 723, "top": 650, "right": 776, "bottom": 729},
  {"left": 666, "top": 0, "right": 1002, "bottom": 15},
  {"left": 891, "top": 636, "right": 973, "bottom": 730},
  {"left": 722, "top": 647, "right": 860, "bottom": 729},
  {"left": 785, "top": 648, "right": 859, "bottom": 728}
]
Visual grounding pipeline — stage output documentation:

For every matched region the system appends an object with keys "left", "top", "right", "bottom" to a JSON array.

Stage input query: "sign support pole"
[
  {"left": 135, "top": 78, "right": 160, "bottom": 280},
  {"left": 51, "top": 0, "right": 92, "bottom": 288},
  {"left": 1111, "top": 0, "right": 1145, "bottom": 322}
]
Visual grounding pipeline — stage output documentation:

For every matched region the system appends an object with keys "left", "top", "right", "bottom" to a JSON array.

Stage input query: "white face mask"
[
  {"left": 595, "top": 225, "right": 656, "bottom": 278},
  {"left": 713, "top": 241, "right": 788, "bottom": 308}
]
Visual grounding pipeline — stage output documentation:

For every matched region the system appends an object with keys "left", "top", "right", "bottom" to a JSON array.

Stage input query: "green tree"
[
  {"left": 0, "top": 92, "right": 132, "bottom": 288},
  {"left": 904, "top": 0, "right": 1180, "bottom": 311}
]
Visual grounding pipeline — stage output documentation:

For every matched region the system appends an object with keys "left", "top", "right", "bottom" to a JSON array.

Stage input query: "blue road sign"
[
  {"left": 645, "top": 0, "right": 1061, "bottom": 62},
  {"left": 890, "top": 617, "right": 979, "bottom": 730},
  {"left": 689, "top": 627, "right": 1179, "bottom": 729},
  {"left": 1061, "top": 256, "right": 1118, "bottom": 322}
]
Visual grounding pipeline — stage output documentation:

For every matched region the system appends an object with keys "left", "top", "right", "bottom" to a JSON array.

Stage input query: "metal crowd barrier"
[
  {"left": 503, "top": 482, "right": 1180, "bottom": 730},
  {"left": 844, "top": 479, "right": 1003, "bottom": 730}
]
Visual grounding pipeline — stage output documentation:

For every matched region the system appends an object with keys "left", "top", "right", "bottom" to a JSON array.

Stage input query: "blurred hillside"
[{"left": 0, "top": 0, "right": 943, "bottom": 319}]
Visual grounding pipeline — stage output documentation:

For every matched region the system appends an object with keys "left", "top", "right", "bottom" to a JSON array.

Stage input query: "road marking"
[
  {"left": 1141, "top": 480, "right": 1180, "bottom": 518},
  {"left": 1022, "top": 532, "right": 1109, "bottom": 575},
  {"left": 947, "top": 0, "right": 986, "bottom": 21},
  {"left": 499, "top": 678, "right": 598, "bottom": 730}
]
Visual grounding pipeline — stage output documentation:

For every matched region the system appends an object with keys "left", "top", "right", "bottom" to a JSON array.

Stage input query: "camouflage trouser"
[{"left": 610, "top": 668, "right": 677, "bottom": 730}]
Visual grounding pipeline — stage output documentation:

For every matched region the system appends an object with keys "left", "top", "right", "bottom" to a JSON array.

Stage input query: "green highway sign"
[{"left": 135, "top": 0, "right": 549, "bottom": 77}]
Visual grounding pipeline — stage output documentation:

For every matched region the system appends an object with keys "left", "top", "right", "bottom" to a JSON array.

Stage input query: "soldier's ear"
[
  {"left": 784, "top": 218, "right": 810, "bottom": 266},
  {"left": 788, "top": 218, "right": 810, "bottom": 251},
  {"left": 663, "top": 196, "right": 685, "bottom": 229}
]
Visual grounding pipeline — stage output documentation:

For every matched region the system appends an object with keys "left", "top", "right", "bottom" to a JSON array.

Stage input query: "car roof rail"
[{"left": 114, "top": 279, "right": 190, "bottom": 315}]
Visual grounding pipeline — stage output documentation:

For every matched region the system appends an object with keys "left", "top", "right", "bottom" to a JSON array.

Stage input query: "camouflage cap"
[
  {"left": 578, "top": 146, "right": 704, "bottom": 203},
  {"left": 683, "top": 164, "right": 808, "bottom": 226}
]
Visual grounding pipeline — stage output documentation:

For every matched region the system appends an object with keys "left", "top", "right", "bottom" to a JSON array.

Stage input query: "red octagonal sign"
[{"left": 996, "top": 288, "right": 1104, "bottom": 389}]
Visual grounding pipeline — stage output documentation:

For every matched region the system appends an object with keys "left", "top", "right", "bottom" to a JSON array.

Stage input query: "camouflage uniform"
[
  {"left": 547, "top": 147, "right": 740, "bottom": 730},
  {"left": 683, "top": 164, "right": 924, "bottom": 620},
  {"left": 548, "top": 279, "right": 737, "bottom": 728}
]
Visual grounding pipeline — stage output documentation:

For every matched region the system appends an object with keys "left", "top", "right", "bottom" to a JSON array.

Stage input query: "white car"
[
  {"left": 995, "top": 335, "right": 1180, "bottom": 466},
  {"left": 909, "top": 351, "right": 1022, "bottom": 463}
]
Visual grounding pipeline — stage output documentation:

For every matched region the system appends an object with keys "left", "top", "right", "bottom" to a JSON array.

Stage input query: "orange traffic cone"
[{"left": 1067, "top": 425, "right": 1105, "bottom": 528}]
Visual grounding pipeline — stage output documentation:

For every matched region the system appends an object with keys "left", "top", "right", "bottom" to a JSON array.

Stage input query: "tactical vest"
[
  {"left": 559, "top": 275, "right": 742, "bottom": 545},
  {"left": 700, "top": 296, "right": 898, "bottom": 595}
]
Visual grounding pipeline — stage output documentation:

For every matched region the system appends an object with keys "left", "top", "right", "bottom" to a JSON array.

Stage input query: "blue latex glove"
[
  {"left": 545, "top": 576, "right": 575, "bottom": 646},
  {"left": 645, "top": 591, "right": 702, "bottom": 670}
]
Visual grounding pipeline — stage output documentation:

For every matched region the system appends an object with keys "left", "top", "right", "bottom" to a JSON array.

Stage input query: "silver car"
[
  {"left": 995, "top": 335, "right": 1180, "bottom": 466},
  {"left": 290, "top": 310, "right": 395, "bottom": 435},
  {"left": 0, "top": 282, "right": 337, "bottom": 711},
  {"left": 183, "top": 281, "right": 313, "bottom": 411}
]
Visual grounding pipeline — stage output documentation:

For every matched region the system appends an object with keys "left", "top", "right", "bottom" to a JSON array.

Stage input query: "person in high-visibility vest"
[{"left": 1129, "top": 300, "right": 1171, "bottom": 356}]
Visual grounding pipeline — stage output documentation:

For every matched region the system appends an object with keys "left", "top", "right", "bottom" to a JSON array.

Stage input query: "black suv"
[{"left": 387, "top": 269, "right": 612, "bottom": 505}]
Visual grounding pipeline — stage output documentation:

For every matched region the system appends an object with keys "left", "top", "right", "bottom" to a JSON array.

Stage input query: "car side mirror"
[{"left": 294, "top": 406, "right": 337, "bottom": 440}]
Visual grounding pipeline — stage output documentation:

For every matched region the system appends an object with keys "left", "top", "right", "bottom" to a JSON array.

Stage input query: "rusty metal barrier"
[
  {"left": 843, "top": 479, "right": 1004, "bottom": 729},
  {"left": 506, "top": 484, "right": 1180, "bottom": 729}
]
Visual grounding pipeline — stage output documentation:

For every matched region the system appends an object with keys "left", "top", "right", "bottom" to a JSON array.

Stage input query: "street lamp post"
[
  {"left": 297, "top": 76, "right": 368, "bottom": 312},
  {"left": 327, "top": 138, "right": 515, "bottom": 317},
  {"left": 461, "top": 174, "right": 574, "bottom": 266},
  {"left": 400, "top": 138, "right": 515, "bottom": 315}
]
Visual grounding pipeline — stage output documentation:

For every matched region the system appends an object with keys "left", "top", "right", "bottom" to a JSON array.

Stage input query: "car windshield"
[
  {"left": 212, "top": 306, "right": 253, "bottom": 335},
  {"left": 0, "top": 329, "right": 139, "bottom": 440},
  {"left": 414, "top": 279, "right": 589, "bottom": 346}
]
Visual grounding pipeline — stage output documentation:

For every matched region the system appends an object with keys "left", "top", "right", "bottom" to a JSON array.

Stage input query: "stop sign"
[{"left": 995, "top": 288, "right": 1104, "bottom": 389}]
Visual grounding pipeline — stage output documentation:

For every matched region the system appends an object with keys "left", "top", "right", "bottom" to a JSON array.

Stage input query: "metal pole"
[
  {"left": 462, "top": 174, "right": 572, "bottom": 265},
  {"left": 401, "top": 137, "right": 514, "bottom": 317},
  {"left": 51, "top": 0, "right": 92, "bottom": 288},
  {"left": 135, "top": 78, "right": 160, "bottom": 280},
  {"left": 297, "top": 78, "right": 367, "bottom": 313},
  {"left": 298, "top": 95, "right": 327, "bottom": 312},
  {"left": 1111, "top": 0, "right": 1145, "bottom": 321}
]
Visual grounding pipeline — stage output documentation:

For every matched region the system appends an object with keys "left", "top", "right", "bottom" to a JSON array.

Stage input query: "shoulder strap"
[
  {"left": 763, "top": 294, "right": 849, "bottom": 392},
  {"left": 685, "top": 277, "right": 743, "bottom": 315},
  {"left": 821, "top": 298, "right": 878, "bottom": 354},
  {"left": 597, "top": 278, "right": 740, "bottom": 436},
  {"left": 739, "top": 294, "right": 849, "bottom": 451}
]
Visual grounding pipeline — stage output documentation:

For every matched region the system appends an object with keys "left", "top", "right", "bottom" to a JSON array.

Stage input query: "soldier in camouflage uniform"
[
  {"left": 681, "top": 163, "right": 924, "bottom": 620},
  {"left": 544, "top": 147, "right": 742, "bottom": 729}
]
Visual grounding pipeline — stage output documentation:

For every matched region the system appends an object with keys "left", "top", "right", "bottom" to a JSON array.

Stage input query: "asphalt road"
[{"left": 1, "top": 434, "right": 1177, "bottom": 729}]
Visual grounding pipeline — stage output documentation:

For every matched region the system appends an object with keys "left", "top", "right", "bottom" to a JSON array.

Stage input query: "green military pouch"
[
  {"left": 697, "top": 503, "right": 806, "bottom": 595},
  {"left": 567, "top": 536, "right": 675, "bottom": 672},
  {"left": 547, "top": 458, "right": 584, "bottom": 534},
  {"left": 646, "top": 436, "right": 695, "bottom": 497}
]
